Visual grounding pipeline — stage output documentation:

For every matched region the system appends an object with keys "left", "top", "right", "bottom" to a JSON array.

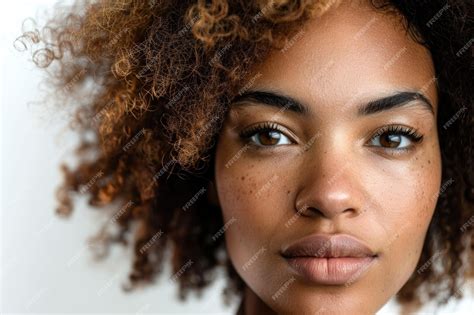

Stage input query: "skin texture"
[
  {"left": 20, "top": 0, "right": 472, "bottom": 312},
  {"left": 211, "top": 1, "right": 442, "bottom": 314}
]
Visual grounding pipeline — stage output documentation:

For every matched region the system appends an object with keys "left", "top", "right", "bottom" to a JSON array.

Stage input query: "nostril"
[
  {"left": 300, "top": 206, "right": 324, "bottom": 218},
  {"left": 296, "top": 206, "right": 359, "bottom": 219},
  {"left": 342, "top": 208, "right": 359, "bottom": 218}
]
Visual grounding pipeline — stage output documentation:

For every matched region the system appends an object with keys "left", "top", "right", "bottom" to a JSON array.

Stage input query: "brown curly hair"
[{"left": 16, "top": 0, "right": 473, "bottom": 312}]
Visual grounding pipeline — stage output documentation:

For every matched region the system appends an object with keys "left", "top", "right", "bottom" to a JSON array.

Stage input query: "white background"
[{"left": 1, "top": 0, "right": 472, "bottom": 314}]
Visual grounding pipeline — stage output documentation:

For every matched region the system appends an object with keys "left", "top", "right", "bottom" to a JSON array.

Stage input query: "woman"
[{"left": 18, "top": 0, "right": 473, "bottom": 313}]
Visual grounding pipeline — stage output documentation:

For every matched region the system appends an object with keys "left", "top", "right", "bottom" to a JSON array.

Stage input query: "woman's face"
[{"left": 212, "top": 0, "right": 441, "bottom": 313}]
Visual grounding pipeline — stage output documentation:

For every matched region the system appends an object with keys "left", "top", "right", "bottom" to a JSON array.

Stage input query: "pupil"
[
  {"left": 381, "top": 134, "right": 401, "bottom": 148},
  {"left": 259, "top": 131, "right": 280, "bottom": 145}
]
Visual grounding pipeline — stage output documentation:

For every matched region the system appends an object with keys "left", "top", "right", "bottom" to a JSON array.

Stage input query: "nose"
[{"left": 295, "top": 143, "right": 365, "bottom": 220}]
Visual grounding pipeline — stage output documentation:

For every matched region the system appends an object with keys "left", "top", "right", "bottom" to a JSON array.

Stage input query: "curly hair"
[{"left": 16, "top": 0, "right": 473, "bottom": 312}]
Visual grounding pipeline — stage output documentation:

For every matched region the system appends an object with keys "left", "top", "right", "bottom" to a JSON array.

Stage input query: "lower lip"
[{"left": 284, "top": 256, "right": 376, "bottom": 285}]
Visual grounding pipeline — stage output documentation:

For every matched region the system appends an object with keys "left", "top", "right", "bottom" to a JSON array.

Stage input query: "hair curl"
[{"left": 17, "top": 0, "right": 473, "bottom": 312}]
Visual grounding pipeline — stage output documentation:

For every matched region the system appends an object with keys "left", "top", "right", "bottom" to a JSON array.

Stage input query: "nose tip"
[{"left": 296, "top": 189, "right": 362, "bottom": 220}]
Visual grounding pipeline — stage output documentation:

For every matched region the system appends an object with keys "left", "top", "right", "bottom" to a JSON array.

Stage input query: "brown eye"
[
  {"left": 239, "top": 123, "right": 293, "bottom": 147},
  {"left": 368, "top": 125, "right": 423, "bottom": 150},
  {"left": 370, "top": 131, "right": 410, "bottom": 149},
  {"left": 250, "top": 129, "right": 292, "bottom": 146},
  {"left": 255, "top": 130, "right": 282, "bottom": 146},
  {"left": 379, "top": 133, "right": 402, "bottom": 148}
]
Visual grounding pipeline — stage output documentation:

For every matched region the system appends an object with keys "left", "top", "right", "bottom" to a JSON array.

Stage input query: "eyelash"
[
  {"left": 367, "top": 124, "right": 424, "bottom": 155},
  {"left": 238, "top": 122, "right": 424, "bottom": 154},
  {"left": 239, "top": 121, "right": 286, "bottom": 136},
  {"left": 238, "top": 122, "right": 294, "bottom": 148}
]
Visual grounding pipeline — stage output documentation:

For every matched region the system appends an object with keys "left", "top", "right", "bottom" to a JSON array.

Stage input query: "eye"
[
  {"left": 368, "top": 125, "right": 423, "bottom": 151},
  {"left": 239, "top": 122, "right": 294, "bottom": 147}
]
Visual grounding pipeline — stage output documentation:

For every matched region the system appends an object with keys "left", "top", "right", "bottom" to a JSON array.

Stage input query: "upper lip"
[{"left": 281, "top": 233, "right": 377, "bottom": 258}]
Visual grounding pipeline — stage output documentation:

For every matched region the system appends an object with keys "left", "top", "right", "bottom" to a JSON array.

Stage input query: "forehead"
[{"left": 246, "top": 0, "right": 437, "bottom": 114}]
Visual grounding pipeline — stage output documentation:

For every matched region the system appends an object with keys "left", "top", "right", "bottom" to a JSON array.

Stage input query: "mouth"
[{"left": 281, "top": 233, "right": 378, "bottom": 285}]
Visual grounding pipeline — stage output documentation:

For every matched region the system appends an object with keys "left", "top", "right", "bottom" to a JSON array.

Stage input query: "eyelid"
[
  {"left": 365, "top": 124, "right": 424, "bottom": 155},
  {"left": 239, "top": 122, "right": 297, "bottom": 141},
  {"left": 370, "top": 124, "right": 423, "bottom": 142},
  {"left": 239, "top": 122, "right": 424, "bottom": 155}
]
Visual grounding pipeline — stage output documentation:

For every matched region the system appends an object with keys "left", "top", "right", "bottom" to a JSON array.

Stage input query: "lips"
[
  {"left": 281, "top": 233, "right": 378, "bottom": 285},
  {"left": 281, "top": 233, "right": 376, "bottom": 258}
]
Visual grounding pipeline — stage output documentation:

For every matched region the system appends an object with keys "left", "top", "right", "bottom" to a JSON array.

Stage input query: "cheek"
[
  {"left": 214, "top": 146, "right": 296, "bottom": 295},
  {"left": 215, "top": 160, "right": 282, "bottom": 266},
  {"left": 368, "top": 153, "right": 442, "bottom": 292}
]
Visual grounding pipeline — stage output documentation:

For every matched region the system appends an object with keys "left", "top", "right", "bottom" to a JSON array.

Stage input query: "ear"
[{"left": 206, "top": 179, "right": 221, "bottom": 207}]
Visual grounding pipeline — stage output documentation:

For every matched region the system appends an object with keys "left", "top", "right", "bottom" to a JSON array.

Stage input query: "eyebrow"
[
  {"left": 231, "top": 90, "right": 434, "bottom": 116},
  {"left": 231, "top": 90, "right": 309, "bottom": 114}
]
